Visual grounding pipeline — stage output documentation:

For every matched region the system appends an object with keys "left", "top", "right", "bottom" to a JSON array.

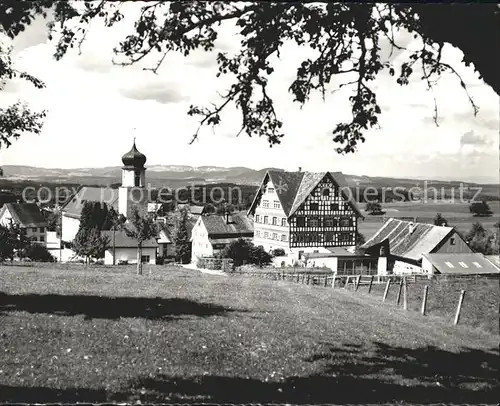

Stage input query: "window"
[
  {"left": 330, "top": 203, "right": 339, "bottom": 211},
  {"left": 308, "top": 218, "right": 319, "bottom": 227},
  {"left": 281, "top": 234, "right": 287, "bottom": 242},
  {"left": 472, "top": 262, "right": 482, "bottom": 268},
  {"left": 255, "top": 230, "right": 260, "bottom": 237},
  {"left": 339, "top": 233, "right": 350, "bottom": 243},
  {"left": 322, "top": 188, "right": 330, "bottom": 197},
  {"left": 262, "top": 200, "right": 269, "bottom": 208},
  {"left": 325, "top": 232, "right": 334, "bottom": 241},
  {"left": 272, "top": 233, "right": 278, "bottom": 240},
  {"left": 450, "top": 237, "right": 456, "bottom": 245},
  {"left": 32, "top": 227, "right": 37, "bottom": 232},
  {"left": 264, "top": 231, "right": 269, "bottom": 238},
  {"left": 281, "top": 218, "right": 287, "bottom": 227},
  {"left": 340, "top": 218, "right": 351, "bottom": 227},
  {"left": 445, "top": 262, "right": 454, "bottom": 268},
  {"left": 310, "top": 203, "right": 319, "bottom": 211},
  {"left": 39, "top": 227, "right": 45, "bottom": 233},
  {"left": 267, "top": 187, "right": 274, "bottom": 193},
  {"left": 272, "top": 217, "right": 278, "bottom": 225},
  {"left": 255, "top": 215, "right": 260, "bottom": 223},
  {"left": 296, "top": 217, "right": 305, "bottom": 227},
  {"left": 325, "top": 218, "right": 334, "bottom": 227},
  {"left": 264, "top": 216, "right": 268, "bottom": 224},
  {"left": 141, "top": 255, "right": 150, "bottom": 263},
  {"left": 273, "top": 200, "right": 281, "bottom": 209},
  {"left": 459, "top": 262, "right": 468, "bottom": 268},
  {"left": 39, "top": 236, "right": 45, "bottom": 242}
]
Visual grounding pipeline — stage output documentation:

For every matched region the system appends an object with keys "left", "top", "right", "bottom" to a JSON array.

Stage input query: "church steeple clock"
[{"left": 119, "top": 139, "right": 148, "bottom": 218}]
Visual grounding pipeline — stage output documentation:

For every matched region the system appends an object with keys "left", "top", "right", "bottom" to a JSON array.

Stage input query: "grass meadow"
[
  {"left": 0, "top": 263, "right": 498, "bottom": 404},
  {"left": 359, "top": 201, "right": 500, "bottom": 239}
]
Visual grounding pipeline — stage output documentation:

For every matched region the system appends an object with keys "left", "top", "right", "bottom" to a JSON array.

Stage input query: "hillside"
[
  {"left": 1, "top": 165, "right": 498, "bottom": 196},
  {"left": 0, "top": 265, "right": 497, "bottom": 404}
]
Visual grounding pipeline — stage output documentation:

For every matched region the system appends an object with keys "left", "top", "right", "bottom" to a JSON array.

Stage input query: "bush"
[
  {"left": 272, "top": 248, "right": 286, "bottom": 257},
  {"left": 23, "top": 244, "right": 56, "bottom": 262}
]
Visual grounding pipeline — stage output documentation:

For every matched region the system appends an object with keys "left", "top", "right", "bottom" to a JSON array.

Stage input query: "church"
[{"left": 60, "top": 141, "right": 159, "bottom": 264}]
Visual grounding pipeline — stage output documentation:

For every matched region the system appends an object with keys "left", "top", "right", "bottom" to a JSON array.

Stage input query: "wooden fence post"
[
  {"left": 396, "top": 279, "right": 403, "bottom": 305},
  {"left": 324, "top": 276, "right": 328, "bottom": 287},
  {"left": 403, "top": 277, "right": 408, "bottom": 310},
  {"left": 421, "top": 285, "right": 428, "bottom": 315},
  {"left": 368, "top": 275, "right": 374, "bottom": 294},
  {"left": 306, "top": 274, "right": 310, "bottom": 285},
  {"left": 296, "top": 273, "right": 300, "bottom": 283},
  {"left": 344, "top": 276, "right": 349, "bottom": 290},
  {"left": 454, "top": 290, "right": 466, "bottom": 325},
  {"left": 332, "top": 272, "right": 337, "bottom": 289},
  {"left": 382, "top": 279, "right": 391, "bottom": 302},
  {"left": 355, "top": 275, "right": 361, "bottom": 292}
]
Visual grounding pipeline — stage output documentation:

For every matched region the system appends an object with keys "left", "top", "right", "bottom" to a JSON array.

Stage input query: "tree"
[
  {"left": 0, "top": 222, "right": 31, "bottom": 261},
  {"left": 124, "top": 207, "right": 158, "bottom": 275},
  {"left": 464, "top": 221, "right": 498, "bottom": 255},
  {"left": 271, "top": 248, "right": 286, "bottom": 257},
  {"left": 469, "top": 201, "right": 493, "bottom": 217},
  {"left": 221, "top": 238, "right": 272, "bottom": 267},
  {"left": 72, "top": 201, "right": 111, "bottom": 263},
  {"left": 73, "top": 226, "right": 110, "bottom": 264},
  {"left": 172, "top": 206, "right": 191, "bottom": 264},
  {"left": 1, "top": 3, "right": 499, "bottom": 150},
  {"left": 0, "top": 40, "right": 46, "bottom": 149},
  {"left": 433, "top": 213, "right": 448, "bottom": 226},
  {"left": 365, "top": 202, "right": 383, "bottom": 215}
]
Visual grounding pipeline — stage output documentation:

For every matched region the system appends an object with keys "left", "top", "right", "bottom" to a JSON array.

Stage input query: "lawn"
[
  {"left": 359, "top": 201, "right": 500, "bottom": 239},
  {"left": 0, "top": 264, "right": 498, "bottom": 404}
]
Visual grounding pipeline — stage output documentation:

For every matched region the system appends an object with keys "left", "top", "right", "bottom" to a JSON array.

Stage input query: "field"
[
  {"left": 0, "top": 264, "right": 498, "bottom": 404},
  {"left": 359, "top": 201, "right": 500, "bottom": 239}
]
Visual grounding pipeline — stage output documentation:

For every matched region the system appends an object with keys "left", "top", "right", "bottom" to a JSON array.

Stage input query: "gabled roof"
[
  {"left": 247, "top": 170, "right": 362, "bottom": 218},
  {"left": 61, "top": 186, "right": 119, "bottom": 218},
  {"left": 189, "top": 205, "right": 206, "bottom": 215},
  {"left": 200, "top": 212, "right": 254, "bottom": 238},
  {"left": 423, "top": 253, "right": 500, "bottom": 274},
  {"left": 0, "top": 203, "right": 47, "bottom": 227},
  {"left": 101, "top": 230, "right": 158, "bottom": 248},
  {"left": 362, "top": 218, "right": 456, "bottom": 261}
]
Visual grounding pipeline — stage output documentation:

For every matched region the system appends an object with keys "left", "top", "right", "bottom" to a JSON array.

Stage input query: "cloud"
[
  {"left": 460, "top": 130, "right": 491, "bottom": 147},
  {"left": 0, "top": 4, "right": 498, "bottom": 184},
  {"left": 119, "top": 81, "right": 188, "bottom": 104}
]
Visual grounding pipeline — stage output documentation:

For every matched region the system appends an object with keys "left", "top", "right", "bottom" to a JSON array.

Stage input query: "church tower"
[{"left": 119, "top": 139, "right": 148, "bottom": 218}]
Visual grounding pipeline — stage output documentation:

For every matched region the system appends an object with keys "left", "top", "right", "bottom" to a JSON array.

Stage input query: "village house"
[
  {"left": 190, "top": 211, "right": 254, "bottom": 264},
  {"left": 362, "top": 218, "right": 473, "bottom": 275},
  {"left": 247, "top": 170, "right": 363, "bottom": 263},
  {"left": 60, "top": 140, "right": 158, "bottom": 264},
  {"left": 0, "top": 202, "right": 48, "bottom": 245},
  {"left": 101, "top": 230, "right": 157, "bottom": 265}
]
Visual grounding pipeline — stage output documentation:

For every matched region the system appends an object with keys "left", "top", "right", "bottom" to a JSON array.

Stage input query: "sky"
[{"left": 0, "top": 2, "right": 498, "bottom": 183}]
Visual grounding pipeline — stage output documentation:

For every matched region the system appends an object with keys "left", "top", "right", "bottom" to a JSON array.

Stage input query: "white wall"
[
  {"left": 61, "top": 214, "right": 80, "bottom": 243},
  {"left": 421, "top": 257, "right": 435, "bottom": 275},
  {"left": 393, "top": 260, "right": 423, "bottom": 275},
  {"left": 104, "top": 247, "right": 156, "bottom": 265},
  {"left": 190, "top": 219, "right": 213, "bottom": 263}
]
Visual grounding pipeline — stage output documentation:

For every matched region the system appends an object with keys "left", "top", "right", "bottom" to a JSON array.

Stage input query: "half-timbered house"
[{"left": 247, "top": 170, "right": 363, "bottom": 256}]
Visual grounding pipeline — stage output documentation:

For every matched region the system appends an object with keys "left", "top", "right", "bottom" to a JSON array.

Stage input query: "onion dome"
[{"left": 122, "top": 139, "right": 146, "bottom": 168}]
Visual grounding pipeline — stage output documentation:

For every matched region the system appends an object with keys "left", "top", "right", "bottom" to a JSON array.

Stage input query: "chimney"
[
  {"left": 225, "top": 211, "right": 233, "bottom": 224},
  {"left": 408, "top": 222, "right": 415, "bottom": 235},
  {"left": 298, "top": 167, "right": 302, "bottom": 172}
]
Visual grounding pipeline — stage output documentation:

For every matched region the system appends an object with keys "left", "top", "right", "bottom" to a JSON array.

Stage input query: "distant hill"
[{"left": 0, "top": 165, "right": 498, "bottom": 198}]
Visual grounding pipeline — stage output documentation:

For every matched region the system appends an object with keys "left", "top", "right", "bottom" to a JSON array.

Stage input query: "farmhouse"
[
  {"left": 191, "top": 211, "right": 254, "bottom": 263},
  {"left": 248, "top": 170, "right": 363, "bottom": 260},
  {"left": 422, "top": 253, "right": 500, "bottom": 275},
  {"left": 101, "top": 230, "right": 157, "bottom": 265},
  {"left": 0, "top": 202, "right": 47, "bottom": 245},
  {"left": 362, "top": 218, "right": 473, "bottom": 274},
  {"left": 60, "top": 140, "right": 157, "bottom": 264}
]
